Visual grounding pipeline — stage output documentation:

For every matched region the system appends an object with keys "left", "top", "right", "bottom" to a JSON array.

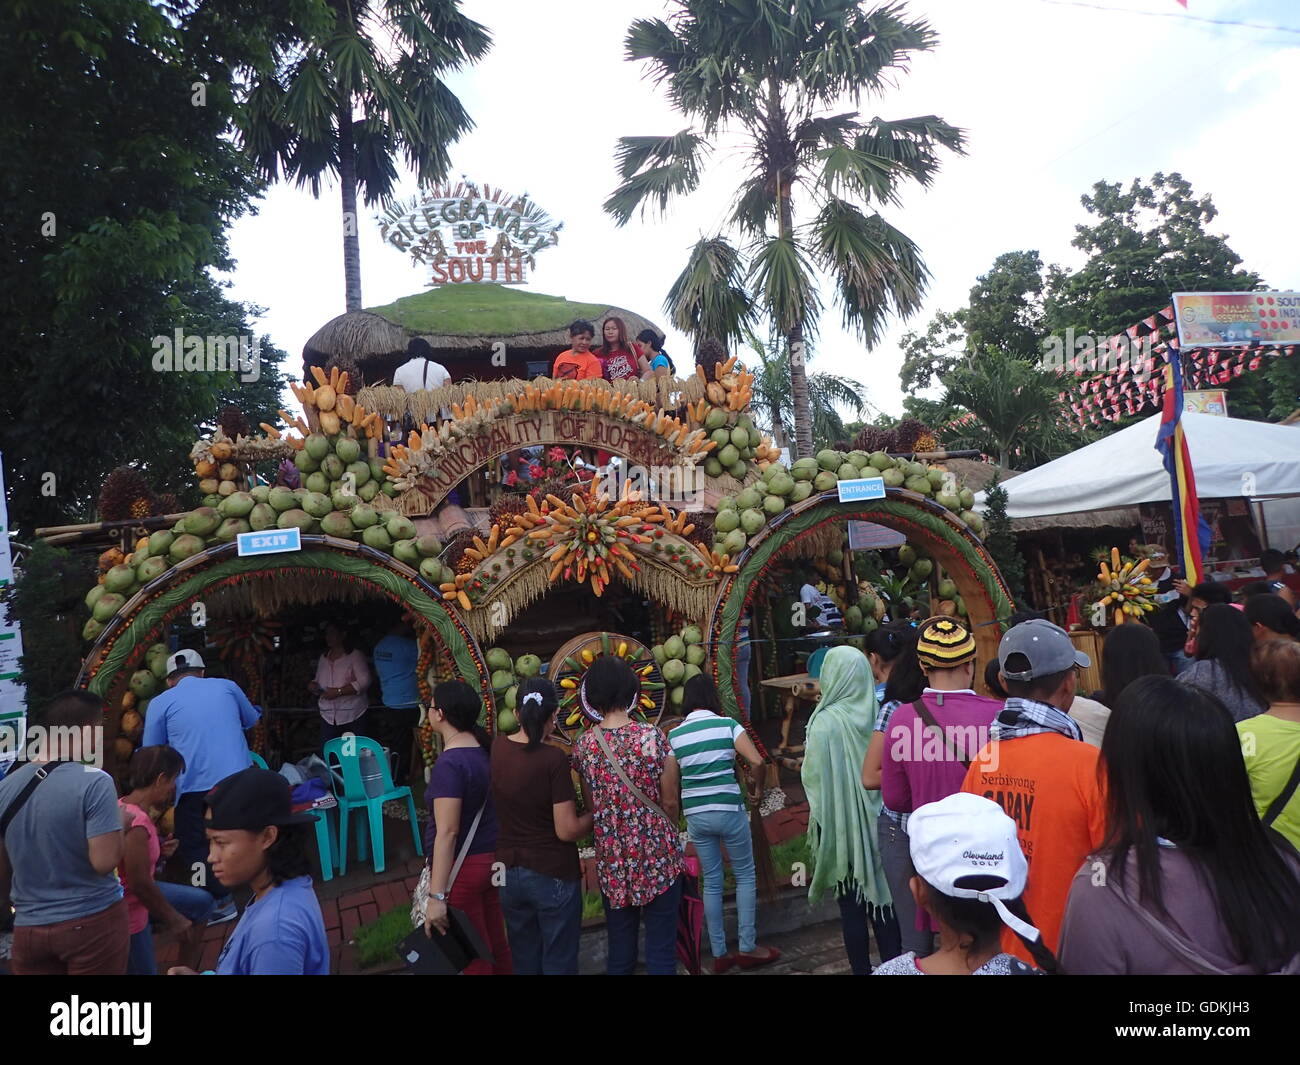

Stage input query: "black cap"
[{"left": 204, "top": 767, "right": 317, "bottom": 831}]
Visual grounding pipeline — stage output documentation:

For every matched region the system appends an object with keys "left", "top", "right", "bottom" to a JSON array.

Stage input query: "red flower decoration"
[
  {"left": 504, "top": 470, "right": 519, "bottom": 486},
  {"left": 529, "top": 463, "right": 544, "bottom": 479}
]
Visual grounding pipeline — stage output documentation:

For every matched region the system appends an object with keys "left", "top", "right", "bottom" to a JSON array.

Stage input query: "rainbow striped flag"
[{"left": 1155, "top": 352, "right": 1210, "bottom": 584}]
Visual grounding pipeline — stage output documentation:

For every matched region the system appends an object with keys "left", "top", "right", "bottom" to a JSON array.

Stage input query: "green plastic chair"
[
  {"left": 249, "top": 751, "right": 335, "bottom": 882},
  {"left": 323, "top": 735, "right": 422, "bottom": 875}
]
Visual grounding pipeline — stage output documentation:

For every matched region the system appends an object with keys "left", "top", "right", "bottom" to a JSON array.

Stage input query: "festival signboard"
[
  {"left": 377, "top": 181, "right": 561, "bottom": 287},
  {"left": 1173, "top": 291, "right": 1300, "bottom": 348}
]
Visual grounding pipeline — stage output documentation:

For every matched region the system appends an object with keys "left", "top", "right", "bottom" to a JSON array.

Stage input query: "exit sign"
[{"left": 236, "top": 528, "right": 302, "bottom": 557}]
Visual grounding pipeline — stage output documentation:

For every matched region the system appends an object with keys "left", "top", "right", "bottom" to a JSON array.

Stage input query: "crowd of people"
[{"left": 2, "top": 582, "right": 1297, "bottom": 976}]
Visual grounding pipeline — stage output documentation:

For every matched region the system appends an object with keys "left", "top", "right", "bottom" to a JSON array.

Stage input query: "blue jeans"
[
  {"left": 688, "top": 808, "right": 756, "bottom": 957},
  {"left": 126, "top": 881, "right": 217, "bottom": 975},
  {"left": 603, "top": 877, "right": 682, "bottom": 975},
  {"left": 499, "top": 866, "right": 582, "bottom": 975}
]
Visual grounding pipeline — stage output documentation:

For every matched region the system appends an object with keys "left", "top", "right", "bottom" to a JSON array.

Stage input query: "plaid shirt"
[
  {"left": 874, "top": 699, "right": 907, "bottom": 828},
  {"left": 990, "top": 697, "right": 1083, "bottom": 743}
]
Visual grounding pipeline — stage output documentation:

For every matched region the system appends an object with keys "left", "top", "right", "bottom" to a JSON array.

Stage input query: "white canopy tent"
[{"left": 975, "top": 413, "right": 1300, "bottom": 534}]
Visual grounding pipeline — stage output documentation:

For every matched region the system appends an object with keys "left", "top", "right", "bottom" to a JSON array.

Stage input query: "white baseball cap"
[
  {"left": 166, "top": 649, "right": 205, "bottom": 676},
  {"left": 907, "top": 792, "right": 1040, "bottom": 943}
]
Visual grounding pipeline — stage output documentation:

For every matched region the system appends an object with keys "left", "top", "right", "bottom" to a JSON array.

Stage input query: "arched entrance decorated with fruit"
[{"left": 709, "top": 488, "right": 1014, "bottom": 720}]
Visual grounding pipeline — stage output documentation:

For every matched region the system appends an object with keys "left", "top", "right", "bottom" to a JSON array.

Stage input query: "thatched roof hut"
[{"left": 302, "top": 284, "right": 662, "bottom": 384}]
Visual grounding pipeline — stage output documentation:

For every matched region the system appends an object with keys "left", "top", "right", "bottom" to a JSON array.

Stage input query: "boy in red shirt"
[
  {"left": 552, "top": 320, "right": 602, "bottom": 380},
  {"left": 961, "top": 619, "right": 1105, "bottom": 964}
]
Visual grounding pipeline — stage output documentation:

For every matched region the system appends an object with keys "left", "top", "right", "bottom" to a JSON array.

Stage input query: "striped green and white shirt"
[{"left": 668, "top": 710, "right": 744, "bottom": 814}]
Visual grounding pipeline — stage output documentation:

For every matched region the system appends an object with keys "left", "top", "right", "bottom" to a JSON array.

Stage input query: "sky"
[{"left": 223, "top": 0, "right": 1300, "bottom": 420}]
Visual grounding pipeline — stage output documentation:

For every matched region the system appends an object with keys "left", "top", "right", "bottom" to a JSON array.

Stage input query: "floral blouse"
[{"left": 575, "top": 722, "right": 684, "bottom": 909}]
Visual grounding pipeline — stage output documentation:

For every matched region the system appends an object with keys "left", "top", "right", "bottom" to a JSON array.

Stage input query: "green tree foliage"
[
  {"left": 744, "top": 332, "right": 866, "bottom": 451},
  {"left": 1045, "top": 172, "right": 1260, "bottom": 340},
  {"left": 606, "top": 0, "right": 964, "bottom": 458},
  {"left": 0, "top": 0, "right": 287, "bottom": 534},
  {"left": 981, "top": 477, "right": 1025, "bottom": 608},
  {"left": 6, "top": 542, "right": 95, "bottom": 718}
]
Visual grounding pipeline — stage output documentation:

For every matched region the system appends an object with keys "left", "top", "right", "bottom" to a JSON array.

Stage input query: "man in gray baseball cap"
[{"left": 958, "top": 617, "right": 1106, "bottom": 964}]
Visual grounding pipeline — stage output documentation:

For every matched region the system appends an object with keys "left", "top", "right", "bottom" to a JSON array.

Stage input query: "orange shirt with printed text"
[
  {"left": 552, "top": 349, "right": 603, "bottom": 380},
  {"left": 961, "top": 732, "right": 1107, "bottom": 964}
]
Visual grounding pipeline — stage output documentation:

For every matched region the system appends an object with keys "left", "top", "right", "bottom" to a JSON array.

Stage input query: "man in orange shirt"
[
  {"left": 551, "top": 320, "right": 602, "bottom": 380},
  {"left": 961, "top": 619, "right": 1105, "bottom": 965}
]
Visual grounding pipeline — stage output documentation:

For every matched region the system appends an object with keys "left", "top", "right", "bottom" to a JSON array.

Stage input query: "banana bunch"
[{"left": 1096, "top": 547, "right": 1156, "bottom": 625}]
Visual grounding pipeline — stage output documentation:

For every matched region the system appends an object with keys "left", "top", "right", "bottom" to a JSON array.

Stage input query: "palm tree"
[
  {"left": 940, "top": 348, "right": 1075, "bottom": 470},
  {"left": 237, "top": 0, "right": 491, "bottom": 312},
  {"left": 745, "top": 331, "right": 866, "bottom": 452},
  {"left": 604, "top": 0, "right": 963, "bottom": 458},
  {"left": 665, "top": 237, "right": 758, "bottom": 355}
]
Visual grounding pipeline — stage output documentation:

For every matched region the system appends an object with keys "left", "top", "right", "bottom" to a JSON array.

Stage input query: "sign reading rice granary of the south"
[
  {"left": 376, "top": 181, "right": 562, "bottom": 287},
  {"left": 417, "top": 411, "right": 685, "bottom": 510}
]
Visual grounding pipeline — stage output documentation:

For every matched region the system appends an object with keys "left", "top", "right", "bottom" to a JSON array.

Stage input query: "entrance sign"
[
  {"left": 237, "top": 528, "right": 302, "bottom": 557},
  {"left": 836, "top": 477, "right": 886, "bottom": 503},
  {"left": 377, "top": 181, "right": 562, "bottom": 287},
  {"left": 1173, "top": 291, "right": 1300, "bottom": 348}
]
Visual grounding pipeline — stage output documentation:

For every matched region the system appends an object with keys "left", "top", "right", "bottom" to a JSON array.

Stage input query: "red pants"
[
  {"left": 449, "top": 852, "right": 513, "bottom": 975},
  {"left": 12, "top": 898, "right": 129, "bottom": 975}
]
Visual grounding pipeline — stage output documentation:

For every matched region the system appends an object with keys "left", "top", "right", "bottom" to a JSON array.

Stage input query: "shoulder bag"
[
  {"left": 910, "top": 697, "right": 972, "bottom": 769},
  {"left": 410, "top": 799, "right": 487, "bottom": 928},
  {"left": 0, "top": 762, "right": 69, "bottom": 840},
  {"left": 1262, "top": 749, "right": 1300, "bottom": 829},
  {"left": 592, "top": 725, "right": 674, "bottom": 828}
]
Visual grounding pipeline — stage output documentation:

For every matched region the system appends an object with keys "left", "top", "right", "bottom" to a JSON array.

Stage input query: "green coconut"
[
  {"left": 868, "top": 451, "right": 895, "bottom": 471},
  {"left": 927, "top": 469, "right": 948, "bottom": 492},
  {"left": 393, "top": 538, "right": 420, "bottom": 565},
  {"left": 386, "top": 514, "right": 417, "bottom": 541},
  {"left": 651, "top": 644, "right": 666, "bottom": 665},
  {"left": 790, "top": 481, "right": 813, "bottom": 502},
  {"left": 955, "top": 595, "right": 967, "bottom": 617},
  {"left": 961, "top": 511, "right": 985, "bottom": 534},
  {"left": 848, "top": 450, "right": 872, "bottom": 470},
  {"left": 82, "top": 617, "right": 105, "bottom": 642},
  {"left": 250, "top": 484, "right": 271, "bottom": 504},
  {"left": 211, "top": 518, "right": 245, "bottom": 543},
  {"left": 485, "top": 648, "right": 512, "bottom": 672},
  {"left": 882, "top": 468, "right": 906, "bottom": 488},
  {"left": 305, "top": 434, "right": 330, "bottom": 461},
  {"left": 959, "top": 488, "right": 976, "bottom": 509},
  {"left": 728, "top": 460, "right": 748, "bottom": 479},
  {"left": 248, "top": 503, "right": 277, "bottom": 531},
  {"left": 334, "top": 436, "right": 361, "bottom": 464},
  {"left": 369, "top": 458, "right": 388, "bottom": 483},
  {"left": 147, "top": 530, "right": 175, "bottom": 557},
  {"left": 183, "top": 507, "right": 221, "bottom": 537},
  {"left": 218, "top": 492, "right": 254, "bottom": 519},
  {"left": 685, "top": 644, "right": 707, "bottom": 666},
  {"left": 345, "top": 461, "right": 371, "bottom": 488},
  {"left": 715, "top": 509, "right": 740, "bottom": 533},
  {"left": 316, "top": 455, "right": 342, "bottom": 483},
  {"left": 898, "top": 545, "right": 918, "bottom": 567},
  {"left": 682, "top": 625, "right": 703, "bottom": 645},
  {"left": 768, "top": 471, "right": 795, "bottom": 497},
  {"left": 300, "top": 472, "right": 325, "bottom": 496},
  {"left": 169, "top": 533, "right": 205, "bottom": 562},
  {"left": 729, "top": 426, "right": 750, "bottom": 450},
  {"left": 663, "top": 635, "right": 686, "bottom": 661},
  {"left": 413, "top": 534, "right": 441, "bottom": 558},
  {"left": 515, "top": 654, "right": 542, "bottom": 678},
  {"left": 739, "top": 508, "right": 765, "bottom": 536},
  {"left": 350, "top": 504, "right": 379, "bottom": 529},
  {"left": 860, "top": 593, "right": 877, "bottom": 617},
  {"left": 321, "top": 511, "right": 355, "bottom": 538},
  {"left": 837, "top": 462, "right": 860, "bottom": 482},
  {"left": 293, "top": 449, "right": 320, "bottom": 473},
  {"left": 104, "top": 565, "right": 136, "bottom": 594},
  {"left": 938, "top": 578, "right": 958, "bottom": 600},
  {"left": 361, "top": 525, "right": 392, "bottom": 550},
  {"left": 661, "top": 658, "right": 686, "bottom": 685},
  {"left": 936, "top": 491, "right": 961, "bottom": 511},
  {"left": 717, "top": 444, "right": 740, "bottom": 468},
  {"left": 763, "top": 494, "right": 785, "bottom": 516},
  {"left": 490, "top": 668, "right": 515, "bottom": 692},
  {"left": 670, "top": 685, "right": 686, "bottom": 708},
  {"left": 710, "top": 428, "right": 732, "bottom": 448},
  {"left": 92, "top": 592, "right": 126, "bottom": 623},
  {"left": 358, "top": 480, "right": 380, "bottom": 502},
  {"left": 814, "top": 470, "right": 839, "bottom": 492},
  {"left": 147, "top": 647, "right": 170, "bottom": 680},
  {"left": 85, "top": 583, "right": 106, "bottom": 611},
  {"left": 814, "top": 449, "right": 838, "bottom": 471},
  {"left": 264, "top": 486, "right": 293, "bottom": 513},
  {"left": 703, "top": 457, "right": 723, "bottom": 478},
  {"left": 911, "top": 560, "right": 934, "bottom": 581},
  {"left": 277, "top": 508, "right": 313, "bottom": 531},
  {"left": 683, "top": 663, "right": 703, "bottom": 681},
  {"left": 735, "top": 487, "right": 763, "bottom": 511},
  {"left": 418, "top": 557, "right": 443, "bottom": 582},
  {"left": 828, "top": 547, "right": 844, "bottom": 566},
  {"left": 330, "top": 489, "right": 357, "bottom": 512},
  {"left": 904, "top": 476, "right": 932, "bottom": 496},
  {"left": 722, "top": 528, "right": 748, "bottom": 556},
  {"left": 704, "top": 407, "right": 729, "bottom": 431},
  {"left": 130, "top": 670, "right": 159, "bottom": 700}
]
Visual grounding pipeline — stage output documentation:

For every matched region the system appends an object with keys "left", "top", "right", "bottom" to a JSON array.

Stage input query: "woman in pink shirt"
[
  {"left": 119, "top": 745, "right": 216, "bottom": 974},
  {"left": 310, "top": 622, "right": 372, "bottom": 747}
]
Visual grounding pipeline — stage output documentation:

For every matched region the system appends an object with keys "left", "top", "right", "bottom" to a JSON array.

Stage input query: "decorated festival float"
[{"left": 61, "top": 180, "right": 1014, "bottom": 802}]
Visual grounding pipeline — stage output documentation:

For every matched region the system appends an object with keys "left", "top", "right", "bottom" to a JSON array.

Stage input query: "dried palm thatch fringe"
[
  {"left": 357, "top": 375, "right": 708, "bottom": 421},
  {"left": 464, "top": 553, "right": 718, "bottom": 642},
  {"left": 203, "top": 569, "right": 389, "bottom": 617}
]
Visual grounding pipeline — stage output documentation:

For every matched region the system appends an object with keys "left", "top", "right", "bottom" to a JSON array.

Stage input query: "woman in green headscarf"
[{"left": 801, "top": 645, "right": 901, "bottom": 974}]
